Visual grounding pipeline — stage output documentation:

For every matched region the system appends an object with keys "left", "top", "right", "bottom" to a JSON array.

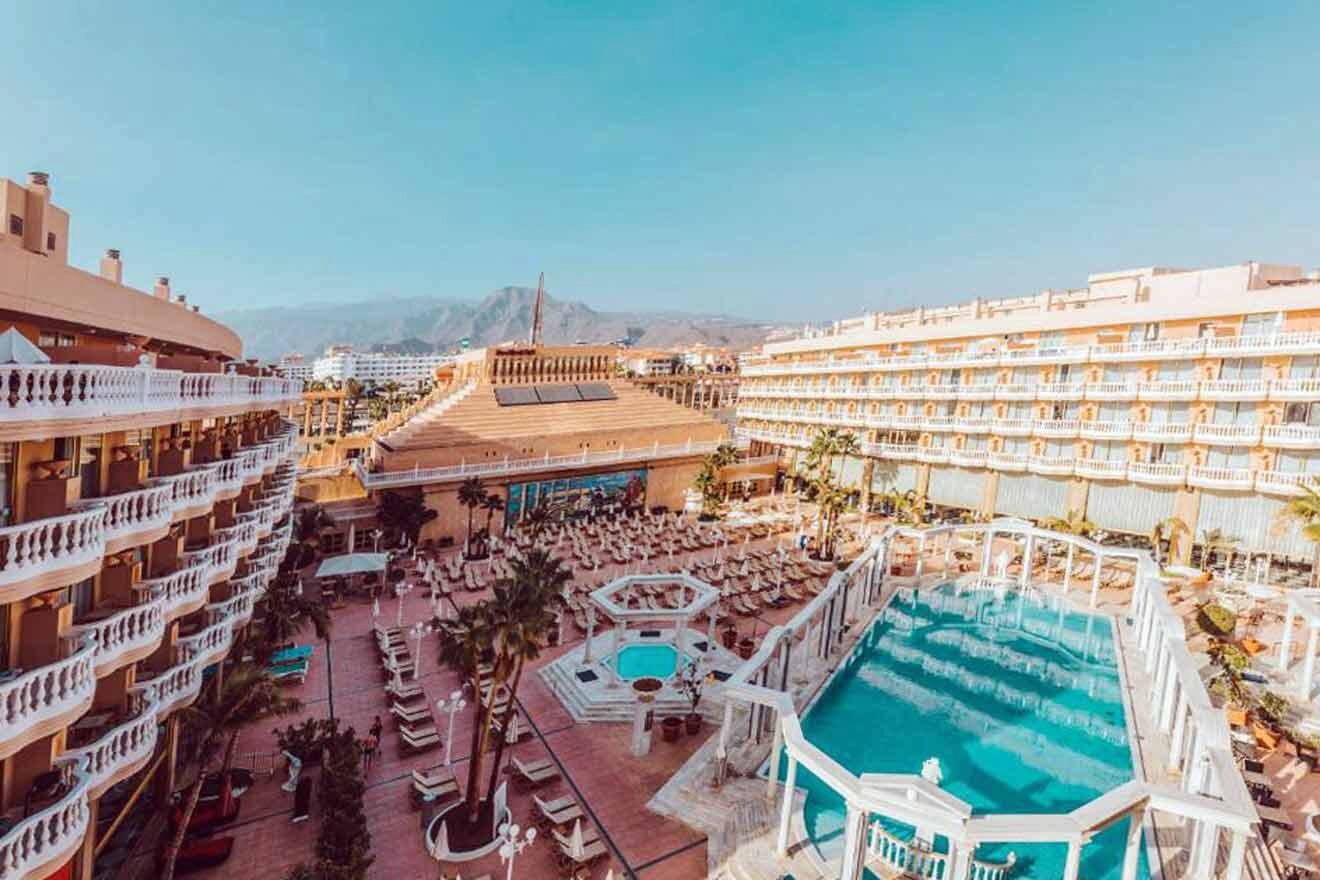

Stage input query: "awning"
[{"left": 314, "top": 553, "right": 388, "bottom": 578}]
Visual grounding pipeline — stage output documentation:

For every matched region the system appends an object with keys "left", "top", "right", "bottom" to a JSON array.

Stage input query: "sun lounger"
[
  {"left": 513, "top": 756, "right": 560, "bottom": 786},
  {"left": 412, "top": 766, "right": 459, "bottom": 803},
  {"left": 534, "top": 794, "right": 585, "bottom": 828},
  {"left": 386, "top": 679, "right": 425, "bottom": 702},
  {"left": 392, "top": 701, "right": 432, "bottom": 724},
  {"left": 267, "top": 660, "right": 308, "bottom": 683},
  {"left": 399, "top": 726, "right": 441, "bottom": 754},
  {"left": 270, "top": 645, "right": 314, "bottom": 665},
  {"left": 552, "top": 828, "right": 607, "bottom": 865}
]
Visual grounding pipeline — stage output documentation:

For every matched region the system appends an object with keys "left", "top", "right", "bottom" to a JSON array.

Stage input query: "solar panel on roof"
[
  {"left": 494, "top": 386, "right": 540, "bottom": 406},
  {"left": 534, "top": 383, "right": 583, "bottom": 404},
  {"left": 576, "top": 382, "right": 617, "bottom": 401}
]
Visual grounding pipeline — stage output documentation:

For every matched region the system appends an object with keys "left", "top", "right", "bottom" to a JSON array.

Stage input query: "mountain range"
[{"left": 218, "top": 287, "right": 783, "bottom": 361}]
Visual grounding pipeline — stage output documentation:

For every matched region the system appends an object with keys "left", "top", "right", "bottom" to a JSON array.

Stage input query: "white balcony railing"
[
  {"left": 1255, "top": 470, "right": 1314, "bottom": 497},
  {"left": 1131, "top": 422, "right": 1192, "bottom": 443},
  {"left": 62, "top": 705, "right": 158, "bottom": 798},
  {"left": 0, "top": 637, "right": 97, "bottom": 757},
  {"left": 1028, "top": 456, "right": 1074, "bottom": 476},
  {"left": 1269, "top": 378, "right": 1320, "bottom": 401},
  {"left": 1188, "top": 465, "right": 1254, "bottom": 491},
  {"left": 949, "top": 449, "right": 987, "bottom": 468},
  {"left": 141, "top": 565, "right": 210, "bottom": 621},
  {"left": 1128, "top": 461, "right": 1187, "bottom": 486},
  {"left": 1136, "top": 380, "right": 1199, "bottom": 401},
  {"left": 1033, "top": 419, "right": 1079, "bottom": 438},
  {"left": 959, "top": 385, "right": 997, "bottom": 400},
  {"left": 1035, "top": 382, "right": 1085, "bottom": 400},
  {"left": 1079, "top": 421, "right": 1132, "bottom": 441},
  {"left": 1075, "top": 458, "right": 1128, "bottom": 480},
  {"left": 0, "top": 505, "right": 108, "bottom": 596},
  {"left": 0, "top": 757, "right": 92, "bottom": 880},
  {"left": 0, "top": 364, "right": 301, "bottom": 425},
  {"left": 89, "top": 482, "right": 175, "bottom": 550},
  {"left": 1200, "top": 379, "right": 1268, "bottom": 401},
  {"left": 1263, "top": 424, "right": 1320, "bottom": 449},
  {"left": 988, "top": 452, "right": 1028, "bottom": 471},
  {"left": 954, "top": 417, "right": 992, "bottom": 434},
  {"left": 1084, "top": 382, "right": 1138, "bottom": 401},
  {"left": 1206, "top": 330, "right": 1320, "bottom": 357},
  {"left": 1192, "top": 423, "right": 1262, "bottom": 446},
  {"left": 993, "top": 384, "right": 1036, "bottom": 401},
  {"left": 917, "top": 446, "right": 949, "bottom": 464},
  {"left": 66, "top": 600, "right": 166, "bottom": 676},
  {"left": 989, "top": 419, "right": 1033, "bottom": 437}
]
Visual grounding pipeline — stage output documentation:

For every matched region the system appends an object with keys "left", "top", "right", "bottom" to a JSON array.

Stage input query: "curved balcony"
[
  {"left": 91, "top": 481, "right": 175, "bottom": 555},
  {"left": 1256, "top": 470, "right": 1313, "bottom": 497},
  {"left": 1192, "top": 423, "right": 1261, "bottom": 446},
  {"left": 923, "top": 415, "right": 956, "bottom": 433},
  {"left": 949, "top": 449, "right": 987, "bottom": 468},
  {"left": 1269, "top": 378, "right": 1320, "bottom": 401},
  {"left": 141, "top": 565, "right": 210, "bottom": 622},
  {"left": 135, "top": 659, "right": 204, "bottom": 718},
  {"left": 1188, "top": 465, "right": 1254, "bottom": 491},
  {"left": 987, "top": 452, "right": 1027, "bottom": 472},
  {"left": 1028, "top": 455, "right": 1074, "bottom": 476},
  {"left": 890, "top": 415, "right": 925, "bottom": 432},
  {"left": 162, "top": 466, "right": 218, "bottom": 520},
  {"left": 1083, "top": 382, "right": 1138, "bottom": 401},
  {"left": 916, "top": 446, "right": 948, "bottom": 465},
  {"left": 1263, "top": 424, "right": 1320, "bottom": 450},
  {"left": 1075, "top": 458, "right": 1128, "bottom": 481},
  {"left": 66, "top": 598, "right": 166, "bottom": 677},
  {"left": 1200, "top": 379, "right": 1268, "bottom": 401},
  {"left": 0, "top": 757, "right": 91, "bottom": 880},
  {"left": 211, "top": 457, "right": 244, "bottom": 500},
  {"left": 1136, "top": 380, "right": 1199, "bottom": 402},
  {"left": 993, "top": 384, "right": 1036, "bottom": 401},
  {"left": 62, "top": 705, "right": 158, "bottom": 799},
  {"left": 0, "top": 505, "right": 108, "bottom": 603},
  {"left": 0, "top": 637, "right": 97, "bottom": 760},
  {"left": 1207, "top": 330, "right": 1320, "bottom": 358},
  {"left": 1131, "top": 422, "right": 1192, "bottom": 443},
  {"left": 1128, "top": 461, "right": 1187, "bottom": 486},
  {"left": 177, "top": 619, "right": 234, "bottom": 668},
  {"left": 989, "top": 418, "right": 1033, "bottom": 437},
  {"left": 183, "top": 537, "right": 239, "bottom": 586},
  {"left": 207, "top": 593, "right": 255, "bottom": 629},
  {"left": 1079, "top": 421, "right": 1132, "bottom": 441},
  {"left": 0, "top": 363, "right": 301, "bottom": 438},
  {"left": 237, "top": 447, "right": 266, "bottom": 484},
  {"left": 863, "top": 442, "right": 918, "bottom": 460},
  {"left": 1033, "top": 419, "right": 1079, "bottom": 439}
]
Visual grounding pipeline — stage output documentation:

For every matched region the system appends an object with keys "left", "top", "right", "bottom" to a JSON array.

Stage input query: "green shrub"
[
  {"left": 1258, "top": 691, "right": 1291, "bottom": 726},
  {"left": 1197, "top": 603, "right": 1237, "bottom": 638},
  {"left": 1209, "top": 640, "right": 1250, "bottom": 673}
]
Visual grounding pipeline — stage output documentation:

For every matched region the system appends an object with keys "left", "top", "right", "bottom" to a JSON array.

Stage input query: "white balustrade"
[
  {"left": 1079, "top": 420, "right": 1132, "bottom": 440},
  {"left": 66, "top": 600, "right": 166, "bottom": 675},
  {"left": 0, "top": 758, "right": 91, "bottom": 880},
  {"left": 89, "top": 482, "right": 174, "bottom": 546},
  {"left": 1263, "top": 424, "right": 1320, "bottom": 449},
  {"left": 1192, "top": 423, "right": 1261, "bottom": 445},
  {"left": 1200, "top": 379, "right": 1268, "bottom": 401},
  {"left": 141, "top": 565, "right": 210, "bottom": 620},
  {"left": 1188, "top": 465, "right": 1254, "bottom": 490},
  {"left": 1127, "top": 461, "right": 1187, "bottom": 486},
  {"left": 987, "top": 452, "right": 1027, "bottom": 471},
  {"left": 62, "top": 707, "right": 158, "bottom": 797},
  {"left": 0, "top": 637, "right": 97, "bottom": 748},
  {"left": 1075, "top": 458, "right": 1128, "bottom": 480},
  {"left": 1032, "top": 419, "right": 1079, "bottom": 438},
  {"left": 1255, "top": 470, "right": 1312, "bottom": 496},
  {"left": 1131, "top": 422, "right": 1192, "bottom": 443},
  {"left": 0, "top": 505, "right": 107, "bottom": 593}
]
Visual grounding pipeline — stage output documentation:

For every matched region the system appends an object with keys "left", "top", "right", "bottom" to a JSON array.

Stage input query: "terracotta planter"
[
  {"left": 737, "top": 638, "right": 755, "bottom": 660},
  {"left": 660, "top": 716, "right": 682, "bottom": 742},
  {"left": 721, "top": 626, "right": 738, "bottom": 650},
  {"left": 684, "top": 713, "right": 702, "bottom": 736}
]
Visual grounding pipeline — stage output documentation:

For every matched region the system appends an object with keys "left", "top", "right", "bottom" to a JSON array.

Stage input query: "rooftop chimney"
[
  {"left": 153, "top": 276, "right": 171, "bottom": 300},
  {"left": 175, "top": 294, "right": 187, "bottom": 306},
  {"left": 99, "top": 248, "right": 123, "bottom": 284},
  {"left": 22, "top": 171, "right": 50, "bottom": 256}
]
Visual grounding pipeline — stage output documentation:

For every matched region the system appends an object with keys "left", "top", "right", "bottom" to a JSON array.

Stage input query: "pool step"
[{"left": 538, "top": 656, "right": 724, "bottom": 724}]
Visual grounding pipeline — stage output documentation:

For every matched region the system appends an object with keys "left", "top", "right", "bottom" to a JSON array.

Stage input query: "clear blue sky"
[{"left": 2, "top": 2, "right": 1318, "bottom": 322}]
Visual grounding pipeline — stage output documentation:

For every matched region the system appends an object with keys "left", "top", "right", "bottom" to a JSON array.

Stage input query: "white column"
[
  {"left": 949, "top": 841, "right": 974, "bottom": 880},
  {"left": 776, "top": 755, "right": 798, "bottom": 856},
  {"left": 981, "top": 530, "right": 994, "bottom": 575},
  {"left": 1090, "top": 554, "right": 1103, "bottom": 607},
  {"left": 583, "top": 607, "right": 596, "bottom": 664},
  {"left": 707, "top": 610, "right": 717, "bottom": 649},
  {"left": 1159, "top": 670, "right": 1180, "bottom": 733},
  {"left": 915, "top": 534, "right": 926, "bottom": 580},
  {"left": 838, "top": 802, "right": 868, "bottom": 880},
  {"left": 1063, "top": 542, "right": 1075, "bottom": 593},
  {"left": 1302, "top": 625, "right": 1320, "bottom": 700},
  {"left": 1278, "top": 609, "right": 1296, "bottom": 671},
  {"left": 1225, "top": 831, "right": 1248, "bottom": 880},
  {"left": 1062, "top": 838, "right": 1082, "bottom": 880},
  {"left": 1121, "top": 809, "right": 1144, "bottom": 880},
  {"left": 1167, "top": 692, "right": 1189, "bottom": 769},
  {"left": 1191, "top": 820, "right": 1219, "bottom": 880},
  {"left": 609, "top": 622, "right": 623, "bottom": 687},
  {"left": 1020, "top": 533, "right": 1034, "bottom": 587},
  {"left": 766, "top": 721, "right": 783, "bottom": 801}
]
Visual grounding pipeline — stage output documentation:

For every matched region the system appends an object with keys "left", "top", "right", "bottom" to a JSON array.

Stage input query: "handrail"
[{"left": 0, "top": 756, "right": 92, "bottom": 879}]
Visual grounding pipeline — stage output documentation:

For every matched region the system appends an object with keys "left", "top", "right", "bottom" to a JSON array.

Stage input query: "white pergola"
[
  {"left": 587, "top": 573, "right": 722, "bottom": 688},
  {"left": 1277, "top": 589, "right": 1320, "bottom": 699}
]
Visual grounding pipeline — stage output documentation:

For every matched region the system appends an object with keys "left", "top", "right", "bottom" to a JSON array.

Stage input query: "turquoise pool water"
[
  {"left": 782, "top": 582, "right": 1145, "bottom": 880},
  {"left": 607, "top": 644, "right": 692, "bottom": 679}
]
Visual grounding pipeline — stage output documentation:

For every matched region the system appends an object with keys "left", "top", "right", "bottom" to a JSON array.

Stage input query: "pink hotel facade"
[
  {"left": 0, "top": 172, "right": 302, "bottom": 880},
  {"left": 737, "top": 262, "right": 1320, "bottom": 562}
]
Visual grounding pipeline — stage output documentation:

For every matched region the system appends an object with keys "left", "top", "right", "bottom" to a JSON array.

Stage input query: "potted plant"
[
  {"left": 273, "top": 717, "right": 339, "bottom": 766},
  {"left": 660, "top": 716, "right": 682, "bottom": 742},
  {"left": 678, "top": 663, "right": 705, "bottom": 735},
  {"left": 737, "top": 636, "right": 756, "bottom": 660}
]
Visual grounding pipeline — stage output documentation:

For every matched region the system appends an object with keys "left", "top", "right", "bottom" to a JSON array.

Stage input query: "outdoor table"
[{"left": 1260, "top": 803, "right": 1296, "bottom": 832}]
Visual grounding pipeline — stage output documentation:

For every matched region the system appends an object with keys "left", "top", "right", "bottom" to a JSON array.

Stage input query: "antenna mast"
[{"left": 529, "top": 272, "right": 546, "bottom": 347}]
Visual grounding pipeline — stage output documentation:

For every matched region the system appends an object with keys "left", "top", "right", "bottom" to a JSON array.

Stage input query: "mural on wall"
[{"left": 505, "top": 468, "right": 648, "bottom": 525}]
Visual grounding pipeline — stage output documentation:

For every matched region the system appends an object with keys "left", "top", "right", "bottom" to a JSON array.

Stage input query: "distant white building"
[
  {"left": 311, "top": 346, "right": 453, "bottom": 386},
  {"left": 620, "top": 350, "right": 677, "bottom": 376},
  {"left": 275, "top": 353, "right": 314, "bottom": 383}
]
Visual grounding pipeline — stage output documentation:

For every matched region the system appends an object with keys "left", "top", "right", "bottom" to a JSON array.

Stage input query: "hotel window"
[
  {"left": 0, "top": 603, "right": 8, "bottom": 672},
  {"left": 1094, "top": 402, "right": 1129, "bottom": 423},
  {"left": 1127, "top": 323, "right": 1160, "bottom": 342},
  {"left": 79, "top": 435, "right": 102, "bottom": 499},
  {"left": 1008, "top": 367, "right": 1035, "bottom": 385},
  {"left": 1149, "top": 403, "right": 1190, "bottom": 424},
  {"left": 1049, "top": 402, "right": 1079, "bottom": 420},
  {"left": 1206, "top": 446, "right": 1251, "bottom": 469},
  {"left": 1003, "top": 402, "right": 1032, "bottom": 420},
  {"left": 1042, "top": 438, "right": 1072, "bottom": 457},
  {"left": 46, "top": 232, "right": 56, "bottom": 252},
  {"left": 7, "top": 215, "right": 21, "bottom": 236},
  {"left": 1290, "top": 356, "right": 1320, "bottom": 379},
  {"left": 965, "top": 400, "right": 993, "bottom": 419},
  {"left": 1102, "top": 364, "right": 1135, "bottom": 383},
  {"left": 1241, "top": 312, "right": 1282, "bottom": 337},
  {"left": 1284, "top": 403, "right": 1320, "bottom": 426},
  {"left": 1090, "top": 440, "right": 1123, "bottom": 461},
  {"left": 1152, "top": 443, "right": 1186, "bottom": 465},
  {"left": 71, "top": 576, "right": 95, "bottom": 620},
  {"left": 964, "top": 435, "right": 988, "bottom": 452},
  {"left": 1055, "top": 363, "right": 1074, "bottom": 383},
  {"left": 1277, "top": 452, "right": 1320, "bottom": 474},
  {"left": 1038, "top": 331, "right": 1065, "bottom": 352},
  {"left": 53, "top": 436, "right": 82, "bottom": 477},
  {"left": 1000, "top": 437, "right": 1028, "bottom": 455},
  {"left": 1218, "top": 358, "right": 1263, "bottom": 381},
  {"left": 1213, "top": 401, "right": 1256, "bottom": 426},
  {"left": 1156, "top": 361, "right": 1195, "bottom": 381}
]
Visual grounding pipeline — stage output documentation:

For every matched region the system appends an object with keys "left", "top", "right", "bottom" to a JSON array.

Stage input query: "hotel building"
[
  {"left": 737, "top": 262, "right": 1320, "bottom": 562},
  {"left": 0, "top": 172, "right": 302, "bottom": 880},
  {"left": 310, "top": 346, "right": 453, "bottom": 387}
]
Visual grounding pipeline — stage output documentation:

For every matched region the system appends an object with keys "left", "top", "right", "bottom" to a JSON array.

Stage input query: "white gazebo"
[{"left": 588, "top": 573, "right": 722, "bottom": 689}]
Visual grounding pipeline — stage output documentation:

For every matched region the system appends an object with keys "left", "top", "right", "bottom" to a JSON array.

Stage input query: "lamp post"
[
  {"left": 395, "top": 581, "right": 414, "bottom": 628},
  {"left": 410, "top": 621, "right": 431, "bottom": 680},
  {"left": 497, "top": 821, "right": 536, "bottom": 880},
  {"left": 372, "top": 528, "right": 383, "bottom": 552},
  {"left": 437, "top": 690, "right": 466, "bottom": 766}
]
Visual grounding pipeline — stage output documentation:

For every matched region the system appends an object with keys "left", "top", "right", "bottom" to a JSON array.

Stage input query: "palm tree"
[
  {"left": 376, "top": 490, "right": 438, "bottom": 550},
  {"left": 458, "top": 477, "right": 486, "bottom": 556},
  {"left": 1200, "top": 527, "right": 1240, "bottom": 573},
  {"left": 436, "top": 603, "right": 496, "bottom": 824},
  {"left": 293, "top": 505, "right": 334, "bottom": 564},
  {"left": 480, "top": 492, "right": 505, "bottom": 537},
  {"left": 1282, "top": 478, "right": 1320, "bottom": 586},
  {"left": 1040, "top": 509, "right": 1096, "bottom": 538},
  {"left": 252, "top": 573, "right": 332, "bottom": 664},
  {"left": 160, "top": 665, "right": 301, "bottom": 880},
  {"left": 1149, "top": 516, "right": 1191, "bottom": 566}
]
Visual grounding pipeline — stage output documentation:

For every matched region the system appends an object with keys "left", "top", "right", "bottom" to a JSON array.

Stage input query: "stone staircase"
[{"left": 538, "top": 658, "right": 725, "bottom": 724}]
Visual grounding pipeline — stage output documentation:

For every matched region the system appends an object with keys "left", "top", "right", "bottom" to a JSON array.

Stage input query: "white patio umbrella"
[
  {"left": 568, "top": 819, "right": 586, "bottom": 860},
  {"left": 430, "top": 819, "right": 450, "bottom": 859}
]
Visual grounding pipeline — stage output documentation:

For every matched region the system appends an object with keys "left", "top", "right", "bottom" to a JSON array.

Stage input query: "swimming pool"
[
  {"left": 606, "top": 644, "right": 693, "bottom": 680},
  {"left": 782, "top": 582, "right": 1145, "bottom": 880}
]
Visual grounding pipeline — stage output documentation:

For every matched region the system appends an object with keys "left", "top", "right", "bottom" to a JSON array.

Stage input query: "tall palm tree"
[
  {"left": 1282, "top": 479, "right": 1320, "bottom": 585},
  {"left": 457, "top": 477, "right": 486, "bottom": 555},
  {"left": 376, "top": 490, "right": 438, "bottom": 549},
  {"left": 160, "top": 665, "right": 300, "bottom": 880},
  {"left": 1149, "top": 516, "right": 1191, "bottom": 566},
  {"left": 252, "top": 573, "right": 332, "bottom": 663},
  {"left": 437, "top": 603, "right": 496, "bottom": 824},
  {"left": 1041, "top": 509, "right": 1096, "bottom": 538},
  {"left": 480, "top": 492, "right": 505, "bottom": 537}
]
